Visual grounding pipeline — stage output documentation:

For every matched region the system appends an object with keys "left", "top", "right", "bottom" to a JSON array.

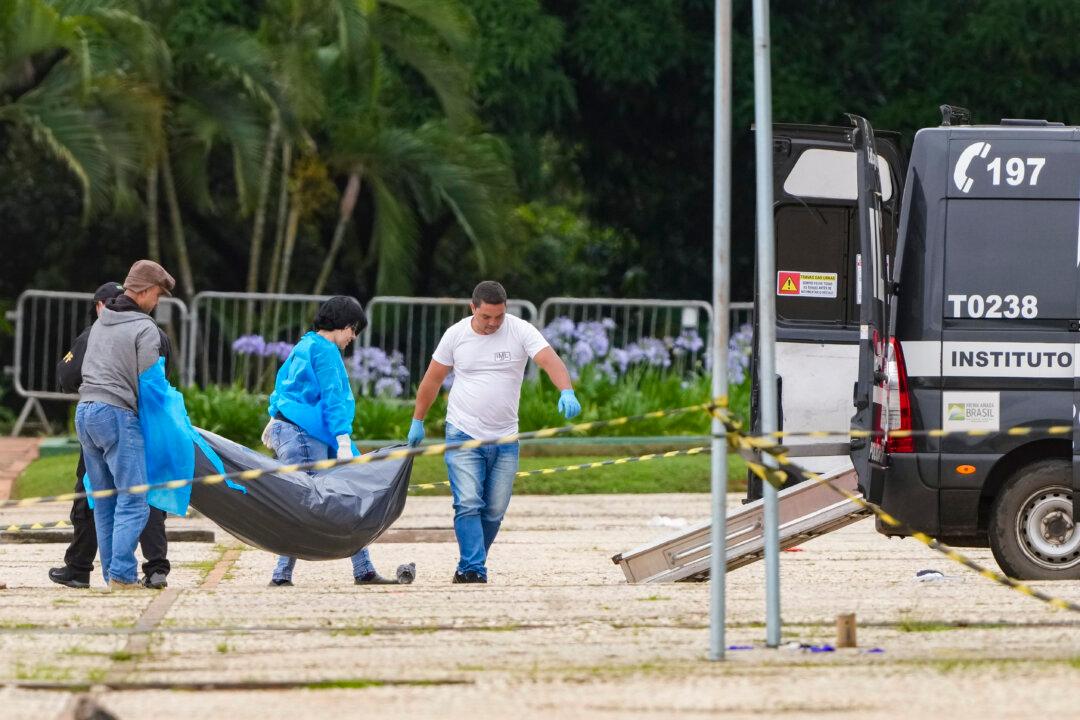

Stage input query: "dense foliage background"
[
  {"left": 6, "top": 0, "right": 1080, "bottom": 305},
  {"left": 3, "top": 0, "right": 1080, "bottom": 424}
]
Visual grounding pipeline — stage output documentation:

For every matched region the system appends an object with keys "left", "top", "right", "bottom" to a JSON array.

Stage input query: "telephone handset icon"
[{"left": 953, "top": 142, "right": 991, "bottom": 193}]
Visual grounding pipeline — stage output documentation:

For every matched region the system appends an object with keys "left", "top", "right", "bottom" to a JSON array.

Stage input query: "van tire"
[{"left": 988, "top": 459, "right": 1080, "bottom": 580}]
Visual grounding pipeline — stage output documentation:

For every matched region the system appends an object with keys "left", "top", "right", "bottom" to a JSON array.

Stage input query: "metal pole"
[
  {"left": 708, "top": 0, "right": 732, "bottom": 662},
  {"left": 752, "top": 0, "right": 781, "bottom": 648}
]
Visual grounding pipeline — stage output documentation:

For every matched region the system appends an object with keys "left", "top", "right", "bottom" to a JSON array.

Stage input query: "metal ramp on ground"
[{"left": 612, "top": 468, "right": 868, "bottom": 583}]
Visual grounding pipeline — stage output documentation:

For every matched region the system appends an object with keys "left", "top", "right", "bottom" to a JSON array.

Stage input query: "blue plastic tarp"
[{"left": 138, "top": 358, "right": 229, "bottom": 515}]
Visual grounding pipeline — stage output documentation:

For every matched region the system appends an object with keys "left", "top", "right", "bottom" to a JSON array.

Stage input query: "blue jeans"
[
  {"left": 75, "top": 402, "right": 151, "bottom": 585},
  {"left": 444, "top": 422, "right": 519, "bottom": 577},
  {"left": 266, "top": 420, "right": 376, "bottom": 582}
]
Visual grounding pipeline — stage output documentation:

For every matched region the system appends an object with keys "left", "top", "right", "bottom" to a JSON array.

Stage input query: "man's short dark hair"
[
  {"left": 313, "top": 296, "right": 367, "bottom": 334},
  {"left": 472, "top": 281, "right": 507, "bottom": 307}
]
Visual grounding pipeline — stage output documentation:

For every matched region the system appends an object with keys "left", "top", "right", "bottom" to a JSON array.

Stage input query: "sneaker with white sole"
[
  {"left": 108, "top": 579, "right": 144, "bottom": 591},
  {"left": 142, "top": 572, "right": 168, "bottom": 589}
]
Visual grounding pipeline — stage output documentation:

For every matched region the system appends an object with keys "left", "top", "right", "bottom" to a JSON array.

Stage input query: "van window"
[
  {"left": 775, "top": 205, "right": 897, "bottom": 328},
  {"left": 775, "top": 206, "right": 850, "bottom": 325},
  {"left": 783, "top": 149, "right": 894, "bottom": 202},
  {"left": 944, "top": 199, "right": 1079, "bottom": 321}
]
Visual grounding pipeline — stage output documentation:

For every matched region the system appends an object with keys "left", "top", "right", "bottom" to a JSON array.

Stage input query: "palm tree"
[
  {"left": 249, "top": 0, "right": 363, "bottom": 295},
  {"left": 0, "top": 0, "right": 157, "bottom": 217},
  {"left": 101, "top": 1, "right": 285, "bottom": 298},
  {"left": 310, "top": 0, "right": 520, "bottom": 295},
  {"left": 324, "top": 119, "right": 515, "bottom": 294}
]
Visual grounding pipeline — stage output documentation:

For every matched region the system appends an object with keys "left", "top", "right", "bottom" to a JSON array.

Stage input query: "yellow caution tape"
[
  {"left": 2, "top": 520, "right": 72, "bottom": 533},
  {"left": 716, "top": 408, "right": 1080, "bottom": 614},
  {"left": 2, "top": 403, "right": 716, "bottom": 509},
  {"left": 408, "top": 446, "right": 710, "bottom": 491}
]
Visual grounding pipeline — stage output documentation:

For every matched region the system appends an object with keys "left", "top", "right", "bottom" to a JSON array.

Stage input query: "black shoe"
[
  {"left": 354, "top": 571, "right": 397, "bottom": 585},
  {"left": 141, "top": 572, "right": 168, "bottom": 589},
  {"left": 268, "top": 578, "right": 293, "bottom": 587},
  {"left": 49, "top": 566, "right": 90, "bottom": 589},
  {"left": 452, "top": 570, "right": 487, "bottom": 584}
]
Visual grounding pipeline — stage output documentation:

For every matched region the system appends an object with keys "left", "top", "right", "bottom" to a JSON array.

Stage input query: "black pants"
[{"left": 64, "top": 453, "right": 170, "bottom": 577}]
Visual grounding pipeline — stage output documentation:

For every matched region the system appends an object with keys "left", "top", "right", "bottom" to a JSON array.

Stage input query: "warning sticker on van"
[
  {"left": 942, "top": 391, "right": 1000, "bottom": 432},
  {"left": 777, "top": 271, "right": 837, "bottom": 298}
]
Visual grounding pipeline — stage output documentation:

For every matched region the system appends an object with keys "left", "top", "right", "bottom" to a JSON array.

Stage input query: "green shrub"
[
  {"left": 351, "top": 395, "right": 446, "bottom": 441},
  {"left": 179, "top": 370, "right": 749, "bottom": 446},
  {"left": 182, "top": 385, "right": 267, "bottom": 447}
]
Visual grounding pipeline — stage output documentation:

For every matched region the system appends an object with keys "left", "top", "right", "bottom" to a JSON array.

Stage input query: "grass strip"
[{"left": 14, "top": 451, "right": 748, "bottom": 499}]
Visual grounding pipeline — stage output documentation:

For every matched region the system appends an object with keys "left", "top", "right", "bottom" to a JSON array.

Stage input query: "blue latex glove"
[
  {"left": 557, "top": 389, "right": 581, "bottom": 420},
  {"left": 407, "top": 418, "right": 425, "bottom": 446}
]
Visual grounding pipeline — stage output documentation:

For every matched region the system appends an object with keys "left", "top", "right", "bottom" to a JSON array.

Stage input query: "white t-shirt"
[{"left": 432, "top": 313, "right": 550, "bottom": 439}]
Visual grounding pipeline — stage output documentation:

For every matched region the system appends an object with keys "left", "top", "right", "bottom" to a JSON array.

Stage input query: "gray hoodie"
[{"left": 78, "top": 296, "right": 163, "bottom": 414}]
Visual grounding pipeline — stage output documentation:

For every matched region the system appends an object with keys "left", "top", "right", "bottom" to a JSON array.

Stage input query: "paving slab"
[{"left": 0, "top": 493, "right": 1078, "bottom": 719}]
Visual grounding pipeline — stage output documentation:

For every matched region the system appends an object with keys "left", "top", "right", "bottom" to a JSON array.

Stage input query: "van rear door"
[
  {"left": 747, "top": 119, "right": 902, "bottom": 500},
  {"left": 846, "top": 114, "right": 892, "bottom": 497}
]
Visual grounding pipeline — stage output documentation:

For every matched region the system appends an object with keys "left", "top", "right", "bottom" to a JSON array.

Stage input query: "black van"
[{"left": 757, "top": 110, "right": 1080, "bottom": 580}]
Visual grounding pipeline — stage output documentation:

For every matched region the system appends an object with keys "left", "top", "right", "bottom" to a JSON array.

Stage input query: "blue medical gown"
[{"left": 267, "top": 332, "right": 358, "bottom": 453}]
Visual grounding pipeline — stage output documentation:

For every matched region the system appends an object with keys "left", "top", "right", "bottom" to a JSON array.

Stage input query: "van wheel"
[{"left": 988, "top": 459, "right": 1080, "bottom": 580}]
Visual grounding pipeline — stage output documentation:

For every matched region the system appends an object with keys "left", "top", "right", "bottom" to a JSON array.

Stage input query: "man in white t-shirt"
[{"left": 407, "top": 281, "right": 581, "bottom": 583}]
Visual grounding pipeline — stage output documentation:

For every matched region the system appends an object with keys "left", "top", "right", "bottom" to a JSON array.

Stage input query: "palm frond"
[
  {"left": 88, "top": 7, "right": 171, "bottom": 88},
  {"left": 169, "top": 88, "right": 266, "bottom": 214},
  {"left": 184, "top": 27, "right": 283, "bottom": 120},
  {"left": 0, "top": 0, "right": 79, "bottom": 96},
  {"left": 373, "top": 13, "right": 475, "bottom": 128},
  {"left": 328, "top": 0, "right": 369, "bottom": 62},
  {"left": 376, "top": 0, "right": 474, "bottom": 55},
  {"left": 0, "top": 63, "right": 114, "bottom": 217},
  {"left": 370, "top": 174, "right": 418, "bottom": 294}
]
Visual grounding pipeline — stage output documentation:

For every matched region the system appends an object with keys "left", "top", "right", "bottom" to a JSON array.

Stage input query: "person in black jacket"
[{"left": 48, "top": 282, "right": 172, "bottom": 589}]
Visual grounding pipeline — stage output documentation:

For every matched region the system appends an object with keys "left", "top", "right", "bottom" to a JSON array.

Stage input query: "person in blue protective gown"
[{"left": 262, "top": 296, "right": 395, "bottom": 586}]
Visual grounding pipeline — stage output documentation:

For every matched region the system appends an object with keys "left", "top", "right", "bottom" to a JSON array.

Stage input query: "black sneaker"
[
  {"left": 268, "top": 578, "right": 293, "bottom": 587},
  {"left": 354, "top": 571, "right": 397, "bottom": 585},
  {"left": 48, "top": 566, "right": 90, "bottom": 589},
  {"left": 141, "top": 572, "right": 168, "bottom": 589},
  {"left": 452, "top": 570, "right": 487, "bottom": 584}
]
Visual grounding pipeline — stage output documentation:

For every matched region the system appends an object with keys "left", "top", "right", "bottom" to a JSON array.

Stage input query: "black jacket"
[{"left": 57, "top": 301, "right": 172, "bottom": 394}]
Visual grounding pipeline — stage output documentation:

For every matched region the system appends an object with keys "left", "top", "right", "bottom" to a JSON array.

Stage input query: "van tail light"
[{"left": 885, "top": 338, "right": 914, "bottom": 453}]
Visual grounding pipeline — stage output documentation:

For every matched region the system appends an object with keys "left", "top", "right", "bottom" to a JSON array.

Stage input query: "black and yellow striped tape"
[
  {"left": 2, "top": 519, "right": 72, "bottom": 533},
  {"left": 4, "top": 447, "right": 714, "bottom": 528},
  {"left": 727, "top": 421, "right": 1076, "bottom": 444},
  {"left": 1, "top": 403, "right": 717, "bottom": 509},
  {"left": 408, "top": 446, "right": 710, "bottom": 491},
  {"left": 716, "top": 409, "right": 1080, "bottom": 614}
]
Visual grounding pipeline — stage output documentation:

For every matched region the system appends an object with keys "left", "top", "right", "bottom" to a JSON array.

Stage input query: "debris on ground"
[{"left": 647, "top": 516, "right": 689, "bottom": 529}]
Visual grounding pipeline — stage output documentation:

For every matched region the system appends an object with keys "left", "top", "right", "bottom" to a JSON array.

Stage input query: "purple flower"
[
  {"left": 541, "top": 317, "right": 576, "bottom": 354},
  {"left": 638, "top": 338, "right": 671, "bottom": 368},
  {"left": 726, "top": 323, "right": 754, "bottom": 384},
  {"left": 673, "top": 329, "right": 705, "bottom": 355},
  {"left": 263, "top": 341, "right": 294, "bottom": 361},
  {"left": 571, "top": 339, "right": 595, "bottom": 367},
  {"left": 608, "top": 348, "right": 630, "bottom": 374},
  {"left": 348, "top": 346, "right": 412, "bottom": 396},
  {"left": 232, "top": 334, "right": 266, "bottom": 356},
  {"left": 374, "top": 377, "right": 404, "bottom": 398},
  {"left": 575, "top": 321, "right": 611, "bottom": 357}
]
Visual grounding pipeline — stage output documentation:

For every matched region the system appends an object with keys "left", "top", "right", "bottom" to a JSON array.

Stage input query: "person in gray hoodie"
[{"left": 75, "top": 260, "right": 176, "bottom": 590}]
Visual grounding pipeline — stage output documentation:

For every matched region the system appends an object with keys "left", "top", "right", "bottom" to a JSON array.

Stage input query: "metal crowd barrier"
[
  {"left": 537, "top": 297, "right": 716, "bottom": 372},
  {"left": 185, "top": 291, "right": 336, "bottom": 391},
  {"left": 4, "top": 290, "right": 188, "bottom": 436},
  {"left": 4, "top": 291, "right": 754, "bottom": 432},
  {"left": 362, "top": 296, "right": 538, "bottom": 394},
  {"left": 729, "top": 301, "right": 753, "bottom": 331}
]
